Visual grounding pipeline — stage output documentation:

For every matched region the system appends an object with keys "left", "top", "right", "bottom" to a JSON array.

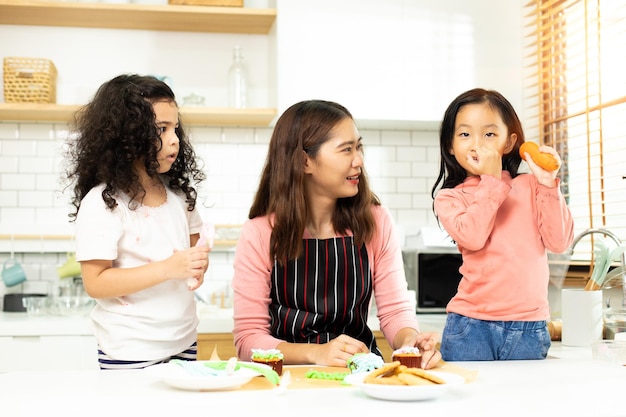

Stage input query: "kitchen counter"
[
  {"left": 0, "top": 308, "right": 449, "bottom": 372},
  {"left": 0, "top": 309, "right": 450, "bottom": 336},
  {"left": 0, "top": 306, "right": 236, "bottom": 336},
  {"left": 0, "top": 312, "right": 93, "bottom": 336},
  {"left": 1, "top": 343, "right": 624, "bottom": 417}
]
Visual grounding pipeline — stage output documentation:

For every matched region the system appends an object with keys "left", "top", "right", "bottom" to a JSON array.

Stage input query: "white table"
[{"left": 2, "top": 343, "right": 624, "bottom": 417}]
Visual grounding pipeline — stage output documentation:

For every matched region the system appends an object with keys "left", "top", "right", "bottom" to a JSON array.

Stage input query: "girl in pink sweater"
[
  {"left": 232, "top": 100, "right": 441, "bottom": 368},
  {"left": 432, "top": 88, "right": 574, "bottom": 361}
]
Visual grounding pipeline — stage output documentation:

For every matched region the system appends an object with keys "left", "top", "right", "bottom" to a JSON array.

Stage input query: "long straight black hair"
[{"left": 431, "top": 88, "right": 526, "bottom": 201}]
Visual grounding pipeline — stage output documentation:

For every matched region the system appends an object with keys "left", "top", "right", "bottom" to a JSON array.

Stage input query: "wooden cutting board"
[{"left": 242, "top": 366, "right": 350, "bottom": 390}]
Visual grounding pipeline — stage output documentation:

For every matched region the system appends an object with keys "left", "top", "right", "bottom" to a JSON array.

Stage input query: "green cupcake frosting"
[{"left": 251, "top": 348, "right": 284, "bottom": 360}]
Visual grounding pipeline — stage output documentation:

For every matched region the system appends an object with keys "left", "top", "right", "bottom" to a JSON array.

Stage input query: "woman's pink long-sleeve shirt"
[
  {"left": 434, "top": 172, "right": 574, "bottom": 321},
  {"left": 231, "top": 205, "right": 418, "bottom": 361}
]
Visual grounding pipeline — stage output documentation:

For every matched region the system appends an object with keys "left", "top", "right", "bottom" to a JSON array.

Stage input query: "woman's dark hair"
[
  {"left": 65, "top": 74, "right": 204, "bottom": 221},
  {"left": 431, "top": 88, "right": 525, "bottom": 202},
  {"left": 248, "top": 99, "right": 381, "bottom": 264}
]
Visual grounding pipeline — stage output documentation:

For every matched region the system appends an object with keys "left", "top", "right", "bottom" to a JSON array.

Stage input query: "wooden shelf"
[
  {"left": 0, "top": 231, "right": 239, "bottom": 250},
  {"left": 0, "top": 103, "right": 276, "bottom": 126},
  {"left": 0, "top": 0, "right": 276, "bottom": 34},
  {"left": 179, "top": 106, "right": 276, "bottom": 126},
  {"left": 0, "top": 2, "right": 277, "bottom": 126}
]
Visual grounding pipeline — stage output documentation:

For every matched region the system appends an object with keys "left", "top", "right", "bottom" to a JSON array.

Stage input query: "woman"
[{"left": 232, "top": 99, "right": 441, "bottom": 368}]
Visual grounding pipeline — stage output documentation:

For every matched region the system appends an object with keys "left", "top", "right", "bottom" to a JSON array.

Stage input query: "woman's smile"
[{"left": 347, "top": 174, "right": 360, "bottom": 185}]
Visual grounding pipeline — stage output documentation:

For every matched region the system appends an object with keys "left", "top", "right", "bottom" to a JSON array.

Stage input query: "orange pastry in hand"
[{"left": 519, "top": 142, "right": 560, "bottom": 171}]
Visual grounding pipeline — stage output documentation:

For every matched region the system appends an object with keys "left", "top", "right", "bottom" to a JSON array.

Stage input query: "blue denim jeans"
[{"left": 440, "top": 312, "right": 551, "bottom": 361}]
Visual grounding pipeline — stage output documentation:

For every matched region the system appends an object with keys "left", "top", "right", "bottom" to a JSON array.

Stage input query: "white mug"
[{"left": 561, "top": 288, "right": 603, "bottom": 347}]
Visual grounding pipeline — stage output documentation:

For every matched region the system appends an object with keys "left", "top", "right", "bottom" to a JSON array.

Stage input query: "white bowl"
[
  {"left": 49, "top": 296, "right": 95, "bottom": 316},
  {"left": 345, "top": 371, "right": 465, "bottom": 401},
  {"left": 22, "top": 296, "right": 49, "bottom": 315}
]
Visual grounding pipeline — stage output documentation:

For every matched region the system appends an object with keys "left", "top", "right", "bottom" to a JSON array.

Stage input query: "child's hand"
[
  {"left": 167, "top": 246, "right": 210, "bottom": 289},
  {"left": 520, "top": 142, "right": 560, "bottom": 171},
  {"left": 522, "top": 144, "right": 560, "bottom": 187},
  {"left": 466, "top": 145, "right": 503, "bottom": 178},
  {"left": 415, "top": 332, "right": 442, "bottom": 369},
  {"left": 187, "top": 223, "right": 214, "bottom": 289}
]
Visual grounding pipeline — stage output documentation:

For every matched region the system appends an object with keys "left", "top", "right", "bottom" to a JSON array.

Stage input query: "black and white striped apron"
[{"left": 268, "top": 236, "right": 381, "bottom": 358}]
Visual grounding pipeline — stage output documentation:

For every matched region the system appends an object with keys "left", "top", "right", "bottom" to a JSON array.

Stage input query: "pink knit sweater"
[
  {"left": 232, "top": 205, "right": 419, "bottom": 361},
  {"left": 434, "top": 172, "right": 574, "bottom": 321}
]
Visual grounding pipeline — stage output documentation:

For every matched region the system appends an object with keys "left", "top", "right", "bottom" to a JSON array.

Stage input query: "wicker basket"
[{"left": 3, "top": 57, "right": 57, "bottom": 103}]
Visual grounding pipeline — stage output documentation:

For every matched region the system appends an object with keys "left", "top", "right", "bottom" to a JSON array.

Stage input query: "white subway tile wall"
[{"left": 0, "top": 121, "right": 440, "bottom": 305}]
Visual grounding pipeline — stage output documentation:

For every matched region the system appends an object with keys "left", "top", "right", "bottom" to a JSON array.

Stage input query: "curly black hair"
[{"left": 64, "top": 74, "right": 205, "bottom": 221}]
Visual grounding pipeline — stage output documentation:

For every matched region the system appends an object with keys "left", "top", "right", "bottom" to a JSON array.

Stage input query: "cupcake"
[
  {"left": 251, "top": 349, "right": 284, "bottom": 375},
  {"left": 391, "top": 347, "right": 422, "bottom": 368},
  {"left": 346, "top": 352, "right": 384, "bottom": 373}
]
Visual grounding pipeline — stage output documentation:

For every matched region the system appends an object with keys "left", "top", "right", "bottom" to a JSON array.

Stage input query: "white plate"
[
  {"left": 344, "top": 370, "right": 465, "bottom": 401},
  {"left": 144, "top": 360, "right": 263, "bottom": 391}
]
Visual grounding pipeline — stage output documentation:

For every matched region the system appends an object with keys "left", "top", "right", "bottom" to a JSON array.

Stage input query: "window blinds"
[{"left": 523, "top": 0, "right": 626, "bottom": 262}]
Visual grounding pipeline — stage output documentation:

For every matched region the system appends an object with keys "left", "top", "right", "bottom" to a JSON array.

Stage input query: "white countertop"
[
  {"left": 0, "top": 306, "right": 236, "bottom": 337},
  {"left": 0, "top": 307, "right": 449, "bottom": 337},
  {"left": 1, "top": 343, "right": 624, "bottom": 417}
]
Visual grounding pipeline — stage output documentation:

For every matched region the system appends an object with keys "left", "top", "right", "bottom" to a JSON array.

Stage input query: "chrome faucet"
[{"left": 568, "top": 228, "right": 626, "bottom": 307}]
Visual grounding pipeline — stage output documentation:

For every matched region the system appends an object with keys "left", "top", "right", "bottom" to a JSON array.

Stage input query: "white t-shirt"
[{"left": 75, "top": 182, "right": 203, "bottom": 361}]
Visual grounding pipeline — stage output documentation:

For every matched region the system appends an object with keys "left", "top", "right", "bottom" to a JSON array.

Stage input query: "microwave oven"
[{"left": 402, "top": 247, "right": 463, "bottom": 313}]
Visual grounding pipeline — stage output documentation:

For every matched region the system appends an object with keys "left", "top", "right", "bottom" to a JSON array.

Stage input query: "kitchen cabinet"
[
  {"left": 1, "top": 333, "right": 236, "bottom": 370},
  {"left": 196, "top": 331, "right": 393, "bottom": 362},
  {"left": 197, "top": 332, "right": 237, "bottom": 360},
  {"left": 0, "top": 312, "right": 98, "bottom": 371},
  {"left": 0, "top": 311, "right": 236, "bottom": 371},
  {"left": 0, "top": 335, "right": 98, "bottom": 372},
  {"left": 0, "top": 0, "right": 277, "bottom": 126}
]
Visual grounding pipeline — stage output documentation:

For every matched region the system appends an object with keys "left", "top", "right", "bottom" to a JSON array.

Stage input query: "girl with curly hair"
[{"left": 65, "top": 74, "right": 210, "bottom": 370}]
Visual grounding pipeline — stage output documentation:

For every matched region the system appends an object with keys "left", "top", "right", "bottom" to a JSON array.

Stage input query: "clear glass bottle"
[{"left": 228, "top": 45, "right": 248, "bottom": 108}]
